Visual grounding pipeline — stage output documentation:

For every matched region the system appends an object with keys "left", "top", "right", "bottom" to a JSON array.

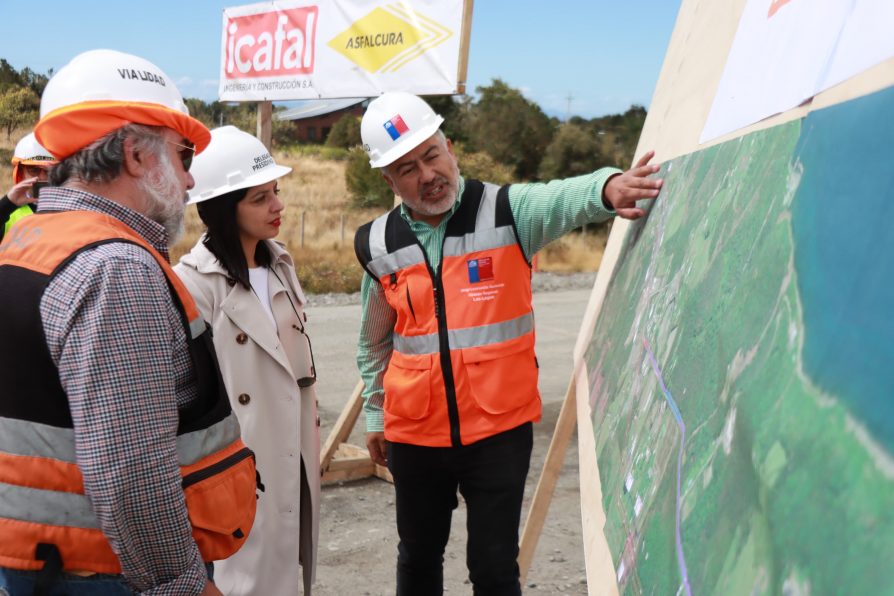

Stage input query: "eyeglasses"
[
  {"left": 166, "top": 140, "right": 195, "bottom": 172},
  {"left": 21, "top": 164, "right": 50, "bottom": 179},
  {"left": 295, "top": 329, "right": 317, "bottom": 388}
]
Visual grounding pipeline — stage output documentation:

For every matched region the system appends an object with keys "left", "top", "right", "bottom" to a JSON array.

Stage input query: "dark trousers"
[{"left": 387, "top": 422, "right": 533, "bottom": 596}]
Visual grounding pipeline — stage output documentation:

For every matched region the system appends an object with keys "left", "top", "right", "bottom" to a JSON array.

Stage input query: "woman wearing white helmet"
[
  {"left": 174, "top": 126, "right": 319, "bottom": 596},
  {"left": 0, "top": 132, "right": 58, "bottom": 242}
]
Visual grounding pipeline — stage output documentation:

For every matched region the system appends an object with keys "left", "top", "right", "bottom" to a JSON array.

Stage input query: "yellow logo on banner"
[{"left": 328, "top": 4, "right": 452, "bottom": 73}]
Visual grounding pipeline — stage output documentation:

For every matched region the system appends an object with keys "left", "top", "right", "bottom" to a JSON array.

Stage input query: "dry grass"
[
  {"left": 536, "top": 224, "right": 610, "bottom": 273},
  {"left": 0, "top": 128, "right": 21, "bottom": 180},
  {"left": 3, "top": 127, "right": 608, "bottom": 292},
  {"left": 171, "top": 151, "right": 380, "bottom": 294}
]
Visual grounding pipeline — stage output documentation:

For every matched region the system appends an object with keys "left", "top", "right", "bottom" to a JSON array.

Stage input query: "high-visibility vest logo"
[
  {"left": 467, "top": 257, "right": 494, "bottom": 283},
  {"left": 328, "top": 5, "right": 452, "bottom": 74},
  {"left": 224, "top": 6, "right": 318, "bottom": 79}
]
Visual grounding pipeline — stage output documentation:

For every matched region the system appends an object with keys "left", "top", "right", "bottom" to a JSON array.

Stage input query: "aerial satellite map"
[{"left": 586, "top": 86, "right": 894, "bottom": 594}]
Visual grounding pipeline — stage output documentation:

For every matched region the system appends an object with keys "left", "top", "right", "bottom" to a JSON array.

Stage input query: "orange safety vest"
[
  {"left": 0, "top": 211, "right": 257, "bottom": 574},
  {"left": 355, "top": 180, "right": 542, "bottom": 447}
]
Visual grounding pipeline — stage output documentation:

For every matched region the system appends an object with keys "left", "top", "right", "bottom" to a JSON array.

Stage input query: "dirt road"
[{"left": 309, "top": 287, "right": 593, "bottom": 595}]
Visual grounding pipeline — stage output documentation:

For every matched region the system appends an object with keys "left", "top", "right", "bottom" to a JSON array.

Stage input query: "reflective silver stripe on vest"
[
  {"left": 368, "top": 212, "right": 390, "bottom": 260},
  {"left": 369, "top": 244, "right": 427, "bottom": 279},
  {"left": 0, "top": 411, "right": 240, "bottom": 468},
  {"left": 443, "top": 182, "right": 517, "bottom": 257},
  {"left": 449, "top": 312, "right": 534, "bottom": 349},
  {"left": 393, "top": 331, "right": 440, "bottom": 355},
  {"left": 0, "top": 417, "right": 76, "bottom": 462},
  {"left": 367, "top": 210, "right": 428, "bottom": 278},
  {"left": 177, "top": 412, "right": 242, "bottom": 466},
  {"left": 443, "top": 226, "right": 517, "bottom": 257},
  {"left": 393, "top": 313, "right": 534, "bottom": 355},
  {"left": 0, "top": 482, "right": 99, "bottom": 528},
  {"left": 0, "top": 414, "right": 240, "bottom": 529},
  {"left": 189, "top": 316, "right": 206, "bottom": 340},
  {"left": 476, "top": 182, "right": 500, "bottom": 230}
]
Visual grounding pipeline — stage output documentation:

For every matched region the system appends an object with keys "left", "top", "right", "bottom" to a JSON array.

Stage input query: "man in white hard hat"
[
  {"left": 354, "top": 91, "right": 663, "bottom": 595},
  {"left": 0, "top": 132, "right": 58, "bottom": 242},
  {"left": 0, "top": 50, "right": 258, "bottom": 595}
]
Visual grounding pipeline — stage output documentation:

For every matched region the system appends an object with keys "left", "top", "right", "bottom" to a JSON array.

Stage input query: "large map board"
[{"left": 574, "top": 0, "right": 894, "bottom": 593}]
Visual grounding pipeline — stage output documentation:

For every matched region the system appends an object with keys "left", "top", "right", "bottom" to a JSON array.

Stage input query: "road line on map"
[{"left": 643, "top": 338, "right": 693, "bottom": 596}]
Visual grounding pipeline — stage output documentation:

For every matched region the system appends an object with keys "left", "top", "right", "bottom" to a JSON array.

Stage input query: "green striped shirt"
[{"left": 357, "top": 168, "right": 621, "bottom": 432}]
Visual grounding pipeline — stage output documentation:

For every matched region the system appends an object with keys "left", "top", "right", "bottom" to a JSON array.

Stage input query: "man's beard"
[
  {"left": 140, "top": 151, "right": 187, "bottom": 244},
  {"left": 404, "top": 175, "right": 457, "bottom": 217}
]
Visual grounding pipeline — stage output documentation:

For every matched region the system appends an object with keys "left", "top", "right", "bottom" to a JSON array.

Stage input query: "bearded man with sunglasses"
[{"left": 0, "top": 50, "right": 258, "bottom": 595}]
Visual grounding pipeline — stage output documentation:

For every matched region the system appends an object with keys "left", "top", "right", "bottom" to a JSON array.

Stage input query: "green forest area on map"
[{"left": 586, "top": 88, "right": 894, "bottom": 595}]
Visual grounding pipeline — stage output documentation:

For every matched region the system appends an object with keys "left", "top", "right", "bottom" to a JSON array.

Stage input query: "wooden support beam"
[
  {"left": 321, "top": 444, "right": 393, "bottom": 485},
  {"left": 518, "top": 378, "right": 577, "bottom": 582},
  {"left": 320, "top": 379, "right": 393, "bottom": 486},
  {"left": 321, "top": 380, "right": 364, "bottom": 470},
  {"left": 455, "top": 0, "right": 474, "bottom": 94},
  {"left": 256, "top": 100, "right": 272, "bottom": 150}
]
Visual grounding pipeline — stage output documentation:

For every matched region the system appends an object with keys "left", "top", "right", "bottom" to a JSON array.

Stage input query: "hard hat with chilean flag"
[
  {"left": 34, "top": 49, "right": 211, "bottom": 160},
  {"left": 360, "top": 92, "right": 444, "bottom": 168},
  {"left": 11, "top": 132, "right": 57, "bottom": 184}
]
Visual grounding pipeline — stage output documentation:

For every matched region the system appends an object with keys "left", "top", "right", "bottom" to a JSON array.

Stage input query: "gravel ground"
[
  {"left": 306, "top": 273, "right": 599, "bottom": 595},
  {"left": 305, "top": 271, "right": 598, "bottom": 307}
]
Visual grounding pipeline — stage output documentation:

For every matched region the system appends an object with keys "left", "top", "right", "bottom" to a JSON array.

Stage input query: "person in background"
[
  {"left": 0, "top": 50, "right": 258, "bottom": 595},
  {"left": 354, "top": 91, "right": 663, "bottom": 595},
  {"left": 1, "top": 132, "right": 58, "bottom": 242},
  {"left": 175, "top": 125, "right": 320, "bottom": 595}
]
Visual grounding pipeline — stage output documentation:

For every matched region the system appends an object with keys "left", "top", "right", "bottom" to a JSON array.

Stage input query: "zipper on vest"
[
  {"left": 430, "top": 261, "right": 462, "bottom": 448},
  {"left": 181, "top": 446, "right": 254, "bottom": 490}
]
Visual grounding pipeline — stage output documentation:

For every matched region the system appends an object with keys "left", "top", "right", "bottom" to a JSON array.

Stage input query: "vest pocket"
[
  {"left": 461, "top": 338, "right": 539, "bottom": 414},
  {"left": 383, "top": 352, "right": 433, "bottom": 420},
  {"left": 182, "top": 443, "right": 258, "bottom": 560}
]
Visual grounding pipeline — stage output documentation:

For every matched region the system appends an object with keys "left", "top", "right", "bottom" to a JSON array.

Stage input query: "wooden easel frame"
[{"left": 320, "top": 380, "right": 392, "bottom": 485}]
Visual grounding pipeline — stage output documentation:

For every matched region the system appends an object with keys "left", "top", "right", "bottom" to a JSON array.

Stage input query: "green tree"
[
  {"left": 0, "top": 59, "right": 22, "bottom": 91},
  {"left": 185, "top": 98, "right": 260, "bottom": 133},
  {"left": 453, "top": 143, "right": 515, "bottom": 185},
  {"left": 538, "top": 122, "right": 607, "bottom": 180},
  {"left": 345, "top": 146, "right": 393, "bottom": 209},
  {"left": 19, "top": 67, "right": 51, "bottom": 97},
  {"left": 424, "top": 94, "right": 471, "bottom": 145},
  {"left": 0, "top": 86, "right": 39, "bottom": 139},
  {"left": 325, "top": 113, "right": 361, "bottom": 149},
  {"left": 587, "top": 105, "right": 647, "bottom": 167},
  {"left": 467, "top": 79, "right": 554, "bottom": 180}
]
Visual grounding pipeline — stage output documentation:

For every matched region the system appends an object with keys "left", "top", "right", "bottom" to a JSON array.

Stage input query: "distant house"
[{"left": 277, "top": 98, "right": 367, "bottom": 143}]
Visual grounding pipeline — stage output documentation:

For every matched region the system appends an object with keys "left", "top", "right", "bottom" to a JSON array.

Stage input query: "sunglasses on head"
[{"left": 166, "top": 140, "right": 195, "bottom": 172}]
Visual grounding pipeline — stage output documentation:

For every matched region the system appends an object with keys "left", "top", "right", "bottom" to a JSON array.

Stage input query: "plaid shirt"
[{"left": 37, "top": 187, "right": 207, "bottom": 594}]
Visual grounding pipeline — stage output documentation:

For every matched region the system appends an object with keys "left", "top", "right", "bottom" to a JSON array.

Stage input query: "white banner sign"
[
  {"left": 701, "top": 0, "right": 894, "bottom": 143},
  {"left": 219, "top": 0, "right": 466, "bottom": 101}
]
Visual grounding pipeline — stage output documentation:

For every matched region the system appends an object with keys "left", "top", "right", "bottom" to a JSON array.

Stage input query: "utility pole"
[{"left": 565, "top": 92, "right": 574, "bottom": 121}]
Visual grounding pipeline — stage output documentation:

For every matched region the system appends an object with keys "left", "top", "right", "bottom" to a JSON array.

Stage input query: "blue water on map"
[{"left": 790, "top": 86, "right": 894, "bottom": 452}]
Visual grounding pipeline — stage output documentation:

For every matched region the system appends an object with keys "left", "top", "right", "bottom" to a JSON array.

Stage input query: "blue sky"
[{"left": 2, "top": 0, "right": 681, "bottom": 119}]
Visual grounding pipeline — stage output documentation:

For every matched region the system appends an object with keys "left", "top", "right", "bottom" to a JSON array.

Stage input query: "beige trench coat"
[{"left": 175, "top": 239, "right": 320, "bottom": 595}]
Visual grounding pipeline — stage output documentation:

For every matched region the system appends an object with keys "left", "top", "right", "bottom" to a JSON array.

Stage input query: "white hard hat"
[
  {"left": 360, "top": 92, "right": 444, "bottom": 168},
  {"left": 188, "top": 126, "right": 292, "bottom": 205},
  {"left": 11, "top": 132, "right": 57, "bottom": 183},
  {"left": 34, "top": 49, "right": 210, "bottom": 160},
  {"left": 13, "top": 133, "right": 54, "bottom": 162}
]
